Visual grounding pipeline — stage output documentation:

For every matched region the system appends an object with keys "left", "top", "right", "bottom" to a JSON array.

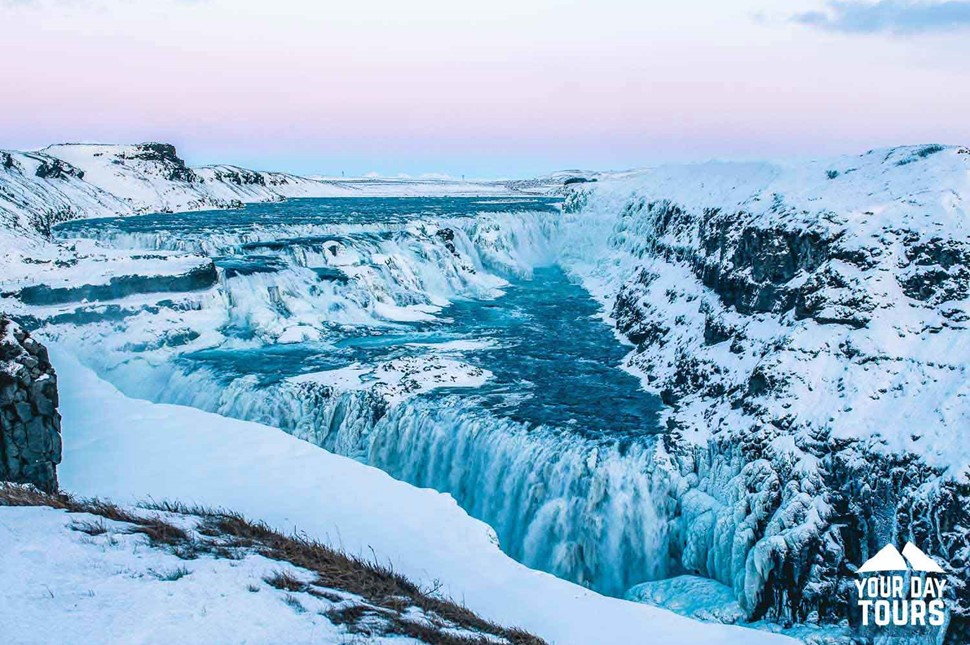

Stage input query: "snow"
[
  {"left": 287, "top": 355, "right": 490, "bottom": 404},
  {"left": 558, "top": 144, "right": 970, "bottom": 474},
  {"left": 626, "top": 575, "right": 746, "bottom": 624},
  {"left": 0, "top": 239, "right": 210, "bottom": 293},
  {"left": 52, "top": 348, "right": 794, "bottom": 645},
  {"left": 0, "top": 506, "right": 415, "bottom": 645},
  {"left": 288, "top": 365, "right": 369, "bottom": 389},
  {"left": 5, "top": 140, "right": 969, "bottom": 639},
  {"left": 371, "top": 355, "right": 491, "bottom": 403}
]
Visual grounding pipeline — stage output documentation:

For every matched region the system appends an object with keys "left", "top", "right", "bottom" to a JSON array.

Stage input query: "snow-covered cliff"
[{"left": 558, "top": 144, "right": 970, "bottom": 636}]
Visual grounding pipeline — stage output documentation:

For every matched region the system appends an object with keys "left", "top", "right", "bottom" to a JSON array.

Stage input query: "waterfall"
[{"left": 85, "top": 355, "right": 677, "bottom": 596}]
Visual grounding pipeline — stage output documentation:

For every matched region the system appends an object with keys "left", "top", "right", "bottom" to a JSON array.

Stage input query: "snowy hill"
[
  {"left": 0, "top": 495, "right": 542, "bottom": 645},
  {"left": 558, "top": 144, "right": 970, "bottom": 632}
]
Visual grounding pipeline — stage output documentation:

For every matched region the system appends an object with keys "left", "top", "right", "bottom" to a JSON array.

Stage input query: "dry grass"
[
  {"left": 70, "top": 518, "right": 108, "bottom": 536},
  {"left": 196, "top": 509, "right": 544, "bottom": 644},
  {"left": 264, "top": 570, "right": 310, "bottom": 593},
  {"left": 150, "top": 565, "right": 191, "bottom": 582},
  {"left": 0, "top": 485, "right": 198, "bottom": 553},
  {"left": 0, "top": 484, "right": 546, "bottom": 645}
]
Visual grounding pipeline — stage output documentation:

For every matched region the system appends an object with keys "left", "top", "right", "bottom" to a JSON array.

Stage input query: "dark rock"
[
  {"left": 703, "top": 314, "right": 733, "bottom": 345},
  {"left": 435, "top": 228, "right": 458, "bottom": 255},
  {"left": 13, "top": 401, "right": 33, "bottom": 422},
  {"left": 14, "top": 262, "right": 218, "bottom": 306},
  {"left": 124, "top": 143, "right": 199, "bottom": 183},
  {"left": 32, "top": 156, "right": 85, "bottom": 180},
  {"left": 794, "top": 263, "right": 874, "bottom": 328},
  {"left": 899, "top": 236, "right": 970, "bottom": 305},
  {"left": 207, "top": 167, "right": 267, "bottom": 186},
  {"left": 1, "top": 152, "right": 20, "bottom": 172},
  {"left": 0, "top": 316, "right": 61, "bottom": 493}
]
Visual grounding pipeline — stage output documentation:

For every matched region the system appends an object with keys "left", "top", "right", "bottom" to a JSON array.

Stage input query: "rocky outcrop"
[
  {"left": 602, "top": 197, "right": 970, "bottom": 632},
  {"left": 31, "top": 156, "right": 85, "bottom": 181},
  {"left": 204, "top": 165, "right": 267, "bottom": 186},
  {"left": 121, "top": 143, "right": 199, "bottom": 183},
  {"left": 10, "top": 262, "right": 219, "bottom": 306},
  {"left": 0, "top": 316, "right": 61, "bottom": 493}
]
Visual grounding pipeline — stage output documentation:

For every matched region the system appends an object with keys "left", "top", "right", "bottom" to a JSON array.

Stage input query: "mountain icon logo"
[{"left": 857, "top": 542, "right": 945, "bottom": 574}]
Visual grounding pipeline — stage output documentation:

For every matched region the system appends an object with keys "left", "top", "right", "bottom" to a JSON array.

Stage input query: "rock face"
[
  {"left": 31, "top": 155, "right": 85, "bottom": 181},
  {"left": 559, "top": 145, "right": 970, "bottom": 641},
  {"left": 119, "top": 142, "right": 199, "bottom": 183},
  {"left": 0, "top": 316, "right": 61, "bottom": 493}
]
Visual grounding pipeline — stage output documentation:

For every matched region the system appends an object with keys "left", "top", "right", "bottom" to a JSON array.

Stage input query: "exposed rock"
[
  {"left": 1, "top": 152, "right": 19, "bottom": 171},
  {"left": 435, "top": 227, "right": 458, "bottom": 254},
  {"left": 122, "top": 143, "right": 198, "bottom": 183},
  {"left": 899, "top": 235, "right": 970, "bottom": 305},
  {"left": 11, "top": 262, "right": 219, "bottom": 306},
  {"left": 0, "top": 316, "right": 61, "bottom": 493},
  {"left": 31, "top": 156, "right": 84, "bottom": 181},
  {"left": 205, "top": 166, "right": 267, "bottom": 186}
]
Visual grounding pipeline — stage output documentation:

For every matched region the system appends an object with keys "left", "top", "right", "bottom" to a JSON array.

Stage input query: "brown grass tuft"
[{"left": 264, "top": 570, "right": 309, "bottom": 592}]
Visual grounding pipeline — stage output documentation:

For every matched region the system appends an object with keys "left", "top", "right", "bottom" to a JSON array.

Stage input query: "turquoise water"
[
  {"left": 428, "top": 266, "right": 663, "bottom": 439},
  {"left": 179, "top": 265, "right": 663, "bottom": 440},
  {"left": 56, "top": 197, "right": 662, "bottom": 438}
]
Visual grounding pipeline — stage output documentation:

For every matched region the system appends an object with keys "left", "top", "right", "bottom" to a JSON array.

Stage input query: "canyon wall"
[{"left": 559, "top": 145, "right": 970, "bottom": 638}]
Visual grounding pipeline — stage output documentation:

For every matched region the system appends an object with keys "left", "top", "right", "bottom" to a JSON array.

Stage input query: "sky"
[{"left": 1, "top": 0, "right": 969, "bottom": 177}]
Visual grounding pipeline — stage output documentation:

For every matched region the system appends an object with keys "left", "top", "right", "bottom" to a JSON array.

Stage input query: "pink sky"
[{"left": 2, "top": 0, "right": 968, "bottom": 176}]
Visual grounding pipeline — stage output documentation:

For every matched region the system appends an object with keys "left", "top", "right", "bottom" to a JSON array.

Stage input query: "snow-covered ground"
[
  {"left": 559, "top": 144, "right": 970, "bottom": 469},
  {"left": 35, "top": 349, "right": 793, "bottom": 645},
  {"left": 0, "top": 505, "right": 423, "bottom": 645},
  {"left": 0, "top": 142, "right": 573, "bottom": 291}
]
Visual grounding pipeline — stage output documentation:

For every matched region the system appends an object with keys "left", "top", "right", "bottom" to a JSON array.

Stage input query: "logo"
[{"left": 854, "top": 542, "right": 947, "bottom": 629}]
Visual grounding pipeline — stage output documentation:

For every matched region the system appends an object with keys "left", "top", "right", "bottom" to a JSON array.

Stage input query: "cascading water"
[{"left": 45, "top": 196, "right": 677, "bottom": 598}]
